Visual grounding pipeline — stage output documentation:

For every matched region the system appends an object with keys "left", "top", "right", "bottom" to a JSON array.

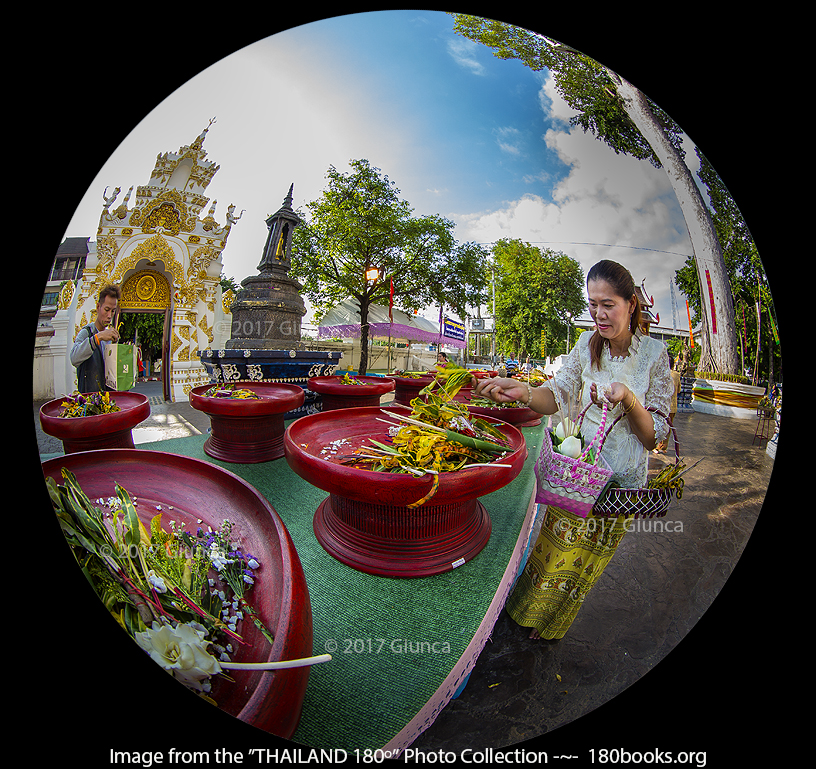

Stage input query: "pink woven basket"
[{"left": 534, "top": 401, "right": 614, "bottom": 518}]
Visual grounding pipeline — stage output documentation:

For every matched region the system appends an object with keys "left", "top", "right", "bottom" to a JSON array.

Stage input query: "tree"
[
  {"left": 220, "top": 275, "right": 241, "bottom": 294},
  {"left": 675, "top": 149, "right": 779, "bottom": 384},
  {"left": 119, "top": 312, "right": 164, "bottom": 365},
  {"left": 290, "top": 159, "right": 491, "bottom": 374},
  {"left": 492, "top": 239, "right": 586, "bottom": 359},
  {"left": 450, "top": 13, "right": 741, "bottom": 375}
]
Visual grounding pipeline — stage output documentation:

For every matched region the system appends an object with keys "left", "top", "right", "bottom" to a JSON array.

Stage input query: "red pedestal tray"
[
  {"left": 389, "top": 374, "right": 437, "bottom": 407},
  {"left": 466, "top": 403, "right": 542, "bottom": 427},
  {"left": 389, "top": 371, "right": 498, "bottom": 407},
  {"left": 39, "top": 391, "right": 151, "bottom": 454},
  {"left": 41, "top": 448, "right": 313, "bottom": 739},
  {"left": 307, "top": 375, "right": 395, "bottom": 411},
  {"left": 284, "top": 406, "right": 527, "bottom": 578},
  {"left": 190, "top": 383, "right": 305, "bottom": 463}
]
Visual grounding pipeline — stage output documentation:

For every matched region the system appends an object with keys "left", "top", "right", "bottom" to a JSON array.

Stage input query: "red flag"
[
  {"left": 389, "top": 277, "right": 394, "bottom": 323},
  {"left": 686, "top": 301, "right": 695, "bottom": 348}
]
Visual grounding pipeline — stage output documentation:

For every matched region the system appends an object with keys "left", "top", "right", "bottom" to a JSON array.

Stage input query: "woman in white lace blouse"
[{"left": 475, "top": 259, "right": 674, "bottom": 640}]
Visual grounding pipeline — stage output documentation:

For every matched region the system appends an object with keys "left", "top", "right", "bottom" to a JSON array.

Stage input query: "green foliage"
[
  {"left": 491, "top": 239, "right": 585, "bottom": 359},
  {"left": 449, "top": 14, "right": 685, "bottom": 166},
  {"left": 220, "top": 275, "right": 241, "bottom": 293},
  {"left": 118, "top": 312, "right": 164, "bottom": 361},
  {"left": 290, "top": 159, "right": 491, "bottom": 373},
  {"left": 694, "top": 371, "right": 752, "bottom": 385},
  {"left": 675, "top": 149, "right": 779, "bottom": 382}
]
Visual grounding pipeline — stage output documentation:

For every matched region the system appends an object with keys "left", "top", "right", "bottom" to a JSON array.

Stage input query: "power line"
[{"left": 474, "top": 241, "right": 694, "bottom": 258}]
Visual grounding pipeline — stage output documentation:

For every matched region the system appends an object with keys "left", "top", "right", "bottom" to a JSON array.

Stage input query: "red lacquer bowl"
[
  {"left": 190, "top": 382, "right": 305, "bottom": 463},
  {"left": 307, "top": 375, "right": 395, "bottom": 411},
  {"left": 39, "top": 391, "right": 150, "bottom": 454},
  {"left": 388, "top": 374, "right": 437, "bottom": 407},
  {"left": 466, "top": 403, "right": 542, "bottom": 427},
  {"left": 388, "top": 371, "right": 497, "bottom": 406},
  {"left": 41, "top": 448, "right": 313, "bottom": 739},
  {"left": 284, "top": 406, "right": 527, "bottom": 577}
]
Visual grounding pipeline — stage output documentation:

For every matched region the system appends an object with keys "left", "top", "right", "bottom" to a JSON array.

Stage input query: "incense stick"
[
  {"left": 221, "top": 654, "right": 332, "bottom": 671},
  {"left": 379, "top": 410, "right": 447, "bottom": 433}
]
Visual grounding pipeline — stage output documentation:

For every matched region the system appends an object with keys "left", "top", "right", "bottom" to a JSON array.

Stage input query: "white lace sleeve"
[
  {"left": 543, "top": 335, "right": 585, "bottom": 410},
  {"left": 643, "top": 339, "right": 674, "bottom": 444}
]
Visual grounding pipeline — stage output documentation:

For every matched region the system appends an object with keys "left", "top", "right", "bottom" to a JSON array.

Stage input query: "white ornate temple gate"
[{"left": 50, "top": 121, "right": 237, "bottom": 402}]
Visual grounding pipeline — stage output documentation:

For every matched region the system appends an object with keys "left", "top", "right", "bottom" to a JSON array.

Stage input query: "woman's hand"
[
  {"left": 590, "top": 381, "right": 655, "bottom": 449},
  {"left": 474, "top": 376, "right": 528, "bottom": 404},
  {"left": 590, "top": 381, "right": 631, "bottom": 409}
]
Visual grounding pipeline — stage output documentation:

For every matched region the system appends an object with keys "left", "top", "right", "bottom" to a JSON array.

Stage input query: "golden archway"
[{"left": 119, "top": 269, "right": 171, "bottom": 310}]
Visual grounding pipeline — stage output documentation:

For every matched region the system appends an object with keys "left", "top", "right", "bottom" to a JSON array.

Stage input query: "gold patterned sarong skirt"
[{"left": 505, "top": 505, "right": 628, "bottom": 639}]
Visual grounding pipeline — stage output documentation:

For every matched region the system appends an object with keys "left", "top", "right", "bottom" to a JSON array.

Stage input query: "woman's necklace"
[{"left": 608, "top": 332, "right": 633, "bottom": 359}]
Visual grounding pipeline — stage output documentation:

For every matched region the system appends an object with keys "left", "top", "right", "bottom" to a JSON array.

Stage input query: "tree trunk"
[
  {"left": 613, "top": 74, "right": 741, "bottom": 375},
  {"left": 358, "top": 297, "right": 370, "bottom": 376}
]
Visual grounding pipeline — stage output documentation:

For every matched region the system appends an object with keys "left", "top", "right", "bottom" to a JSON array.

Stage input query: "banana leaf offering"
[
  {"left": 58, "top": 390, "right": 121, "bottom": 418},
  {"left": 202, "top": 383, "right": 260, "bottom": 399},
  {"left": 337, "top": 365, "right": 513, "bottom": 504}
]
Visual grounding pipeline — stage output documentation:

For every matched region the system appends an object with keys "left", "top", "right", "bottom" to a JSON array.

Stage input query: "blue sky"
[{"left": 62, "top": 10, "right": 698, "bottom": 331}]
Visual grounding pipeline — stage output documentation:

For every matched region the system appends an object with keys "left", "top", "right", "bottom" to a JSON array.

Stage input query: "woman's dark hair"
[{"left": 586, "top": 260, "right": 641, "bottom": 369}]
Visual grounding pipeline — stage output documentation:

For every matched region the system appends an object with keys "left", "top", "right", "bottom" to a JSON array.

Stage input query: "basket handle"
[
  {"left": 597, "top": 405, "right": 680, "bottom": 465},
  {"left": 577, "top": 400, "right": 608, "bottom": 464}
]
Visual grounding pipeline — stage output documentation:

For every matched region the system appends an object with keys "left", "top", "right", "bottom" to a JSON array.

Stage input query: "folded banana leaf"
[{"left": 442, "top": 429, "right": 509, "bottom": 454}]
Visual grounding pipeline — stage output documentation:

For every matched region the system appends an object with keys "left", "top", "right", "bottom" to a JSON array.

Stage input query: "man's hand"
[{"left": 97, "top": 326, "right": 119, "bottom": 343}]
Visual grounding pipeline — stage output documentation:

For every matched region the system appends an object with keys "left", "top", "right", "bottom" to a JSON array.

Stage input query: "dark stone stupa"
[
  {"left": 199, "top": 184, "right": 341, "bottom": 418},
  {"left": 226, "top": 184, "right": 305, "bottom": 350}
]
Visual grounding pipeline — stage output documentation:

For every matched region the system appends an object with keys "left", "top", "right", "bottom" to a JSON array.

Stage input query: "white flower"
[
  {"left": 135, "top": 622, "right": 222, "bottom": 692},
  {"left": 147, "top": 570, "right": 168, "bottom": 593},
  {"left": 247, "top": 558, "right": 260, "bottom": 570},
  {"left": 208, "top": 542, "right": 234, "bottom": 571}
]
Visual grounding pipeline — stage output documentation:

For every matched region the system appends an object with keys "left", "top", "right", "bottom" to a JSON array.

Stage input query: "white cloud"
[
  {"left": 494, "top": 126, "right": 524, "bottom": 156},
  {"left": 537, "top": 71, "right": 578, "bottom": 126},
  {"left": 452, "top": 79, "right": 694, "bottom": 328},
  {"left": 446, "top": 37, "right": 486, "bottom": 75}
]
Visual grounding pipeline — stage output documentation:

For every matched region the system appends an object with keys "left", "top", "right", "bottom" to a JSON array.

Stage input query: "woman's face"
[{"left": 587, "top": 279, "right": 636, "bottom": 348}]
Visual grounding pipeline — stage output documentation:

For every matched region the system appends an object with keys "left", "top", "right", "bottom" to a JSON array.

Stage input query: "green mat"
[{"left": 117, "top": 422, "right": 544, "bottom": 750}]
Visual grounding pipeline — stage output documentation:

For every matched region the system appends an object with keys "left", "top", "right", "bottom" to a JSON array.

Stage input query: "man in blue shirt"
[{"left": 70, "top": 285, "right": 121, "bottom": 391}]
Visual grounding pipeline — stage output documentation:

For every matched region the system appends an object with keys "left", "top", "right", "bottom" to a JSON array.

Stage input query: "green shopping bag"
[{"left": 104, "top": 343, "right": 137, "bottom": 390}]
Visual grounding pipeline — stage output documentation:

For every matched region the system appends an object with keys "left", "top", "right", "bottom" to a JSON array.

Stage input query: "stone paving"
[
  {"left": 409, "top": 408, "right": 777, "bottom": 754},
  {"left": 33, "top": 385, "right": 778, "bottom": 756}
]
